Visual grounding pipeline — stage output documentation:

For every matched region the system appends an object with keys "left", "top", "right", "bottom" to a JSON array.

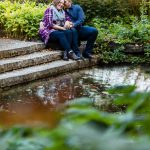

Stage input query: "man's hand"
[
  {"left": 69, "top": 22, "right": 73, "bottom": 28},
  {"left": 64, "top": 21, "right": 73, "bottom": 29}
]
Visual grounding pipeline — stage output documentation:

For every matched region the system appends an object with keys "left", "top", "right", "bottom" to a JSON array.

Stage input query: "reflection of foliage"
[
  {"left": 78, "top": 76, "right": 107, "bottom": 97},
  {"left": 1, "top": 86, "right": 150, "bottom": 150}
]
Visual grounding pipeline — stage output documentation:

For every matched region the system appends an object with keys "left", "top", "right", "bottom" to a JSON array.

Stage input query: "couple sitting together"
[{"left": 39, "top": 0, "right": 98, "bottom": 61}]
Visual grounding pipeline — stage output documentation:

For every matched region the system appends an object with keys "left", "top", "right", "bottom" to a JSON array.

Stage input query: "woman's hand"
[
  {"left": 39, "top": 22, "right": 44, "bottom": 29},
  {"left": 53, "top": 25, "right": 66, "bottom": 30}
]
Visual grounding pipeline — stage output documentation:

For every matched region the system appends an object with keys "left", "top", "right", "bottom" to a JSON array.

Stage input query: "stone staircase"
[{"left": 0, "top": 39, "right": 99, "bottom": 88}]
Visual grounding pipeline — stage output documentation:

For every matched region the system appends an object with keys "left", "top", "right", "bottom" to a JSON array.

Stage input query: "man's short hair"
[{"left": 65, "top": 0, "right": 72, "bottom": 3}]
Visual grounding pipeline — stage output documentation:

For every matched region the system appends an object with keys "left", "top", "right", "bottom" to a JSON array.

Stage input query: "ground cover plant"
[
  {"left": 92, "top": 14, "right": 150, "bottom": 64},
  {"left": 92, "top": 0, "right": 150, "bottom": 64}
]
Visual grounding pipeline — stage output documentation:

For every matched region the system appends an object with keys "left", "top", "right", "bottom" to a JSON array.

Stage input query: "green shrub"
[
  {"left": 92, "top": 15, "right": 150, "bottom": 44},
  {"left": 73, "top": 0, "right": 143, "bottom": 22},
  {"left": 92, "top": 14, "right": 150, "bottom": 64},
  {"left": 0, "top": 0, "right": 47, "bottom": 40}
]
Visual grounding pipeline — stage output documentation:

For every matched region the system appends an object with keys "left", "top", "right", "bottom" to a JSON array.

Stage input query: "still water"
[{"left": 0, "top": 65, "right": 150, "bottom": 127}]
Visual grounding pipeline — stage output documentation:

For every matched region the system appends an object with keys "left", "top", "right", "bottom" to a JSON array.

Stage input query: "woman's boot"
[
  {"left": 68, "top": 50, "right": 80, "bottom": 60},
  {"left": 63, "top": 50, "right": 69, "bottom": 61}
]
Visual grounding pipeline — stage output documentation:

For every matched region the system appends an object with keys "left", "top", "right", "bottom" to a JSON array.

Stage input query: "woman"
[{"left": 39, "top": 0, "right": 81, "bottom": 60}]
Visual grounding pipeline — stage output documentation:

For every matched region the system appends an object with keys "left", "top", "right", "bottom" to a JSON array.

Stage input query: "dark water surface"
[{"left": 0, "top": 65, "right": 150, "bottom": 127}]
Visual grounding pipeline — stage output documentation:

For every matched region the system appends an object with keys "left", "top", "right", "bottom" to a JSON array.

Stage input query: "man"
[{"left": 64, "top": 0, "right": 98, "bottom": 59}]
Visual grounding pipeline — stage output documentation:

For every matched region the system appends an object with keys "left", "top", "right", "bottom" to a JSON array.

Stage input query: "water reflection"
[
  {"left": 35, "top": 77, "right": 78, "bottom": 105},
  {"left": 84, "top": 65, "right": 150, "bottom": 92},
  {"left": 0, "top": 103, "right": 60, "bottom": 127},
  {"left": 0, "top": 65, "right": 150, "bottom": 126}
]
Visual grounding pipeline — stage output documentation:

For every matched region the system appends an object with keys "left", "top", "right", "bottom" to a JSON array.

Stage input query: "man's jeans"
[
  {"left": 70, "top": 28, "right": 81, "bottom": 57},
  {"left": 77, "top": 26, "right": 98, "bottom": 55}
]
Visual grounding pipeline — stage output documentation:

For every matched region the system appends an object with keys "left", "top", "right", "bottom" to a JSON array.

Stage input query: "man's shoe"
[
  {"left": 82, "top": 53, "right": 93, "bottom": 59},
  {"left": 75, "top": 51, "right": 82, "bottom": 58},
  {"left": 63, "top": 51, "right": 69, "bottom": 61},
  {"left": 68, "top": 51, "right": 80, "bottom": 60}
]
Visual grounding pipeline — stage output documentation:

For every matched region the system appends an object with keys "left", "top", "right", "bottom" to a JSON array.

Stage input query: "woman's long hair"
[{"left": 51, "top": 0, "right": 61, "bottom": 6}]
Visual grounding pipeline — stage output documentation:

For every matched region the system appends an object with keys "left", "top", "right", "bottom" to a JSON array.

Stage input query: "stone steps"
[
  {"left": 0, "top": 39, "right": 99, "bottom": 88},
  {"left": 0, "top": 39, "right": 45, "bottom": 59},
  {"left": 0, "top": 56, "right": 99, "bottom": 88},
  {"left": 0, "top": 50, "right": 62, "bottom": 73}
]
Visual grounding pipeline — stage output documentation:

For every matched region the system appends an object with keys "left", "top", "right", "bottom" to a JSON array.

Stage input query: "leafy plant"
[
  {"left": 73, "top": 0, "right": 142, "bottom": 22},
  {"left": 1, "top": 86, "right": 150, "bottom": 149},
  {"left": 0, "top": 0, "right": 47, "bottom": 40}
]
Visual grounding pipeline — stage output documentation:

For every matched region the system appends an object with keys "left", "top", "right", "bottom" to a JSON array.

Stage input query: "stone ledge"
[
  {"left": 107, "top": 42, "right": 145, "bottom": 53},
  {"left": 124, "top": 44, "right": 144, "bottom": 53}
]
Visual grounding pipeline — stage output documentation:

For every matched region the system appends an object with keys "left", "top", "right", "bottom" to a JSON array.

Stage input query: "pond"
[{"left": 0, "top": 65, "right": 150, "bottom": 127}]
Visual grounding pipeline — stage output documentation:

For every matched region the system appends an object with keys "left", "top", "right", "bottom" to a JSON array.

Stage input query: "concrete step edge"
[
  {"left": 0, "top": 50, "right": 62, "bottom": 73},
  {"left": 0, "top": 43, "right": 45, "bottom": 59}
]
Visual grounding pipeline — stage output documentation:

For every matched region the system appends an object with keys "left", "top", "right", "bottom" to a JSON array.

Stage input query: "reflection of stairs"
[{"left": 0, "top": 39, "right": 98, "bottom": 88}]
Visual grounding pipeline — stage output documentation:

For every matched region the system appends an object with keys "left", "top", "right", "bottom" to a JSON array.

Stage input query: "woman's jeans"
[
  {"left": 47, "top": 30, "right": 71, "bottom": 52},
  {"left": 47, "top": 29, "right": 80, "bottom": 56}
]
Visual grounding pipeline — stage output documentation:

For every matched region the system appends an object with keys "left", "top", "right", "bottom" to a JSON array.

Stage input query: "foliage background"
[
  {"left": 0, "top": 0, "right": 149, "bottom": 64},
  {"left": 0, "top": 0, "right": 149, "bottom": 40},
  {"left": 0, "top": 0, "right": 47, "bottom": 40}
]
